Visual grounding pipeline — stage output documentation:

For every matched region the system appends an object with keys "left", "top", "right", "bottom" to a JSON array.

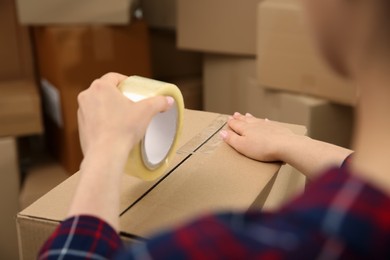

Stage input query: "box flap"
[{"left": 16, "top": 0, "right": 136, "bottom": 25}]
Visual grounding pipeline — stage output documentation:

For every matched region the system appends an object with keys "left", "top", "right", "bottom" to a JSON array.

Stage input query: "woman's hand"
[
  {"left": 220, "top": 112, "right": 295, "bottom": 162},
  {"left": 77, "top": 73, "right": 174, "bottom": 159},
  {"left": 221, "top": 112, "right": 353, "bottom": 179},
  {"left": 70, "top": 73, "right": 174, "bottom": 229}
]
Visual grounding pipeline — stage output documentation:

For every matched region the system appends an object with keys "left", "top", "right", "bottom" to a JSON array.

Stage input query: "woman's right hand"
[{"left": 220, "top": 113, "right": 296, "bottom": 162}]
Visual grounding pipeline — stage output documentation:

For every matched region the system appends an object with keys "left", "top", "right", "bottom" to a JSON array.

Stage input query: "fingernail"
[
  {"left": 265, "top": 118, "right": 270, "bottom": 122},
  {"left": 219, "top": 130, "right": 228, "bottom": 140},
  {"left": 166, "top": 96, "right": 175, "bottom": 107},
  {"left": 234, "top": 112, "right": 241, "bottom": 117},
  {"left": 245, "top": 113, "right": 253, "bottom": 117}
]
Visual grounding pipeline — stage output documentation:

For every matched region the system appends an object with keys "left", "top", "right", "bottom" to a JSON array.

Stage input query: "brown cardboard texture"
[
  {"left": 203, "top": 55, "right": 267, "bottom": 118},
  {"left": 16, "top": 0, "right": 137, "bottom": 25},
  {"left": 0, "top": 138, "right": 20, "bottom": 259},
  {"left": 17, "top": 110, "right": 306, "bottom": 259},
  {"left": 35, "top": 22, "right": 151, "bottom": 173},
  {"left": 178, "top": 0, "right": 263, "bottom": 55},
  {"left": 257, "top": 0, "right": 357, "bottom": 105},
  {"left": 0, "top": 79, "right": 43, "bottom": 137},
  {"left": 0, "top": 0, "right": 34, "bottom": 80}
]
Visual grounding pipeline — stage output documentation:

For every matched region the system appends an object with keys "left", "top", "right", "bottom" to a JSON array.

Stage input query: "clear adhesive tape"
[{"left": 118, "top": 76, "right": 185, "bottom": 181}]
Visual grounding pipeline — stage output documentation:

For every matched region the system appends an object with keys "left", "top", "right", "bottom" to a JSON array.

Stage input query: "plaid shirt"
[{"left": 39, "top": 162, "right": 390, "bottom": 259}]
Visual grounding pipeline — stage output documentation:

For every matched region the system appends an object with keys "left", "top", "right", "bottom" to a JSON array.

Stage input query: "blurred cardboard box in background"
[
  {"left": 265, "top": 90, "right": 354, "bottom": 148},
  {"left": 34, "top": 21, "right": 151, "bottom": 173},
  {"left": 0, "top": 80, "right": 43, "bottom": 137},
  {"left": 150, "top": 30, "right": 202, "bottom": 80},
  {"left": 0, "top": 0, "right": 34, "bottom": 80},
  {"left": 178, "top": 0, "right": 263, "bottom": 55},
  {"left": 0, "top": 138, "right": 20, "bottom": 259},
  {"left": 257, "top": 0, "right": 357, "bottom": 105},
  {"left": 141, "top": 0, "right": 176, "bottom": 30},
  {"left": 16, "top": 0, "right": 137, "bottom": 25},
  {"left": 171, "top": 77, "right": 203, "bottom": 110},
  {"left": 203, "top": 55, "right": 267, "bottom": 118}
]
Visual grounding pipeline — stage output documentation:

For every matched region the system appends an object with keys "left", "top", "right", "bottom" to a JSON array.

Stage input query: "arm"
[
  {"left": 69, "top": 73, "right": 173, "bottom": 229},
  {"left": 38, "top": 73, "right": 173, "bottom": 259},
  {"left": 220, "top": 112, "right": 352, "bottom": 179}
]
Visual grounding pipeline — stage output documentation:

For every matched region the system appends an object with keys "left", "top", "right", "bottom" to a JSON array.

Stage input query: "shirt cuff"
[{"left": 38, "top": 215, "right": 123, "bottom": 259}]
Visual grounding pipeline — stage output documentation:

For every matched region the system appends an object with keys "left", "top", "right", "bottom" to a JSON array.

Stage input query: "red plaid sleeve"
[{"left": 38, "top": 215, "right": 123, "bottom": 260}]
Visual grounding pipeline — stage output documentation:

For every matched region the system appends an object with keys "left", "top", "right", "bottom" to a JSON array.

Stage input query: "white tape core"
[{"left": 142, "top": 103, "right": 178, "bottom": 169}]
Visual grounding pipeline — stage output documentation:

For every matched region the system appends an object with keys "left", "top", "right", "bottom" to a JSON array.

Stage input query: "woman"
[{"left": 39, "top": 0, "right": 390, "bottom": 259}]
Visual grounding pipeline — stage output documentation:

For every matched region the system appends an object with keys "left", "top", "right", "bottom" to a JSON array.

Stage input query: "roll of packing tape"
[{"left": 118, "top": 76, "right": 184, "bottom": 181}]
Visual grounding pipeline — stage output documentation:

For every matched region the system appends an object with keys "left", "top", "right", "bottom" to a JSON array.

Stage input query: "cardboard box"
[
  {"left": 0, "top": 0, "right": 34, "bottom": 80},
  {"left": 16, "top": 0, "right": 137, "bottom": 25},
  {"left": 257, "top": 0, "right": 357, "bottom": 105},
  {"left": 0, "top": 79, "right": 43, "bottom": 137},
  {"left": 262, "top": 165, "right": 306, "bottom": 211},
  {"left": 171, "top": 77, "right": 203, "bottom": 110},
  {"left": 17, "top": 109, "right": 306, "bottom": 259},
  {"left": 35, "top": 21, "right": 151, "bottom": 173},
  {"left": 141, "top": 0, "right": 176, "bottom": 30},
  {"left": 20, "top": 159, "right": 68, "bottom": 210},
  {"left": 178, "top": 0, "right": 263, "bottom": 55},
  {"left": 150, "top": 30, "right": 202, "bottom": 80},
  {"left": 0, "top": 137, "right": 20, "bottom": 259},
  {"left": 203, "top": 55, "right": 267, "bottom": 117},
  {"left": 265, "top": 90, "right": 354, "bottom": 148}
]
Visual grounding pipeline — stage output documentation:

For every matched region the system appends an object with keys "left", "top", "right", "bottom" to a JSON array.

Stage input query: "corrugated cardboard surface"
[
  {"left": 203, "top": 55, "right": 267, "bottom": 118},
  {"left": 178, "top": 0, "right": 263, "bottom": 55},
  {"left": 34, "top": 21, "right": 151, "bottom": 173},
  {"left": 141, "top": 0, "right": 176, "bottom": 30},
  {"left": 16, "top": 0, "right": 136, "bottom": 25},
  {"left": 265, "top": 90, "right": 354, "bottom": 148},
  {"left": 17, "top": 110, "right": 306, "bottom": 259},
  {"left": 0, "top": 0, "right": 34, "bottom": 80},
  {"left": 257, "top": 0, "right": 357, "bottom": 105},
  {"left": 0, "top": 79, "right": 43, "bottom": 137},
  {"left": 0, "top": 138, "right": 20, "bottom": 259}
]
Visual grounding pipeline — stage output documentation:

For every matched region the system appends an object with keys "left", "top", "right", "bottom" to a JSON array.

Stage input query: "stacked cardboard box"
[
  {"left": 0, "top": 138, "right": 20, "bottom": 259},
  {"left": 0, "top": 0, "right": 43, "bottom": 258},
  {"left": 177, "top": 0, "right": 355, "bottom": 148},
  {"left": 257, "top": 0, "right": 357, "bottom": 106},
  {"left": 178, "top": 0, "right": 263, "bottom": 55}
]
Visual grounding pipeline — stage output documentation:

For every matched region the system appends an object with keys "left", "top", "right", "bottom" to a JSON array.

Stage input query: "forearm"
[
  {"left": 278, "top": 135, "right": 353, "bottom": 179},
  {"left": 68, "top": 142, "right": 129, "bottom": 231}
]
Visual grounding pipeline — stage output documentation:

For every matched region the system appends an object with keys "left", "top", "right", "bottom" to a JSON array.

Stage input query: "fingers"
[
  {"left": 137, "top": 96, "right": 174, "bottom": 119},
  {"left": 227, "top": 118, "right": 247, "bottom": 135},
  {"left": 99, "top": 72, "right": 128, "bottom": 87},
  {"left": 220, "top": 130, "right": 245, "bottom": 152}
]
